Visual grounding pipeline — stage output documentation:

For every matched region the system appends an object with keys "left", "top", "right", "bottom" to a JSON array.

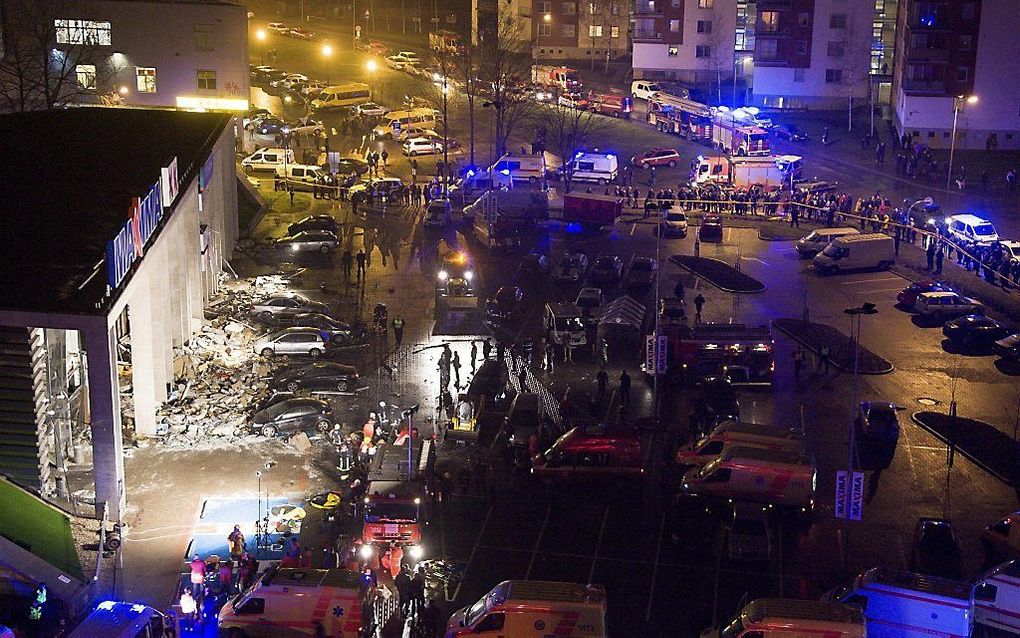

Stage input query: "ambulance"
[
  {"left": 822, "top": 567, "right": 972, "bottom": 638},
  {"left": 446, "top": 580, "right": 607, "bottom": 637},
  {"left": 702, "top": 598, "right": 866, "bottom": 637},
  {"left": 677, "top": 421, "right": 802, "bottom": 468},
  {"left": 218, "top": 566, "right": 365, "bottom": 637},
  {"left": 973, "top": 559, "right": 1020, "bottom": 635},
  {"left": 679, "top": 446, "right": 816, "bottom": 512}
]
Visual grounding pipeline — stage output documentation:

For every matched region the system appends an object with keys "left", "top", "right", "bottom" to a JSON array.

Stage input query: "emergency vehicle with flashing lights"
[
  {"left": 662, "top": 323, "right": 775, "bottom": 385},
  {"left": 677, "top": 421, "right": 802, "bottom": 468},
  {"left": 711, "top": 111, "right": 770, "bottom": 156},
  {"left": 565, "top": 152, "right": 618, "bottom": 184},
  {"left": 701, "top": 598, "right": 866, "bottom": 637},
  {"left": 446, "top": 580, "right": 608, "bottom": 637},
  {"left": 973, "top": 559, "right": 1020, "bottom": 634},
  {"left": 530, "top": 424, "right": 643, "bottom": 483},
  {"left": 679, "top": 446, "right": 816, "bottom": 512},
  {"left": 531, "top": 65, "right": 582, "bottom": 92},
  {"left": 588, "top": 88, "right": 632, "bottom": 118},
  {"left": 646, "top": 91, "right": 714, "bottom": 142}
]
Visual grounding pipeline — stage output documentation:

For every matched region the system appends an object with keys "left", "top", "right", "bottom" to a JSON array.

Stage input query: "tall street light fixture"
[
  {"left": 441, "top": 78, "right": 450, "bottom": 197},
  {"left": 732, "top": 55, "right": 752, "bottom": 107},
  {"left": 946, "top": 94, "right": 977, "bottom": 192},
  {"left": 256, "top": 29, "right": 267, "bottom": 65},
  {"left": 321, "top": 43, "right": 333, "bottom": 85},
  {"left": 841, "top": 301, "right": 878, "bottom": 572}
]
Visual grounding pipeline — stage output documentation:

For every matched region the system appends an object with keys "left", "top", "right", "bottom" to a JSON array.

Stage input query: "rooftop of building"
[{"left": 0, "top": 108, "right": 231, "bottom": 316}]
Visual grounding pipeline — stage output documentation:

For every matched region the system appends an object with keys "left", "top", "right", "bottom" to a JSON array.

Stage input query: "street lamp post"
[
  {"left": 482, "top": 100, "right": 502, "bottom": 165},
  {"left": 946, "top": 95, "right": 977, "bottom": 192},
  {"left": 441, "top": 76, "right": 450, "bottom": 197},
  {"left": 732, "top": 56, "right": 751, "bottom": 108},
  {"left": 256, "top": 29, "right": 267, "bottom": 65},
  {"left": 322, "top": 44, "right": 333, "bottom": 85},
  {"left": 842, "top": 302, "right": 878, "bottom": 573}
]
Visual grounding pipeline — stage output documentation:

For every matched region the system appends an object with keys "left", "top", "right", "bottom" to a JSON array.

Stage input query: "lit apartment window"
[
  {"left": 136, "top": 67, "right": 156, "bottom": 93},
  {"left": 197, "top": 69, "right": 217, "bottom": 90},
  {"left": 195, "top": 24, "right": 214, "bottom": 51},
  {"left": 669, "top": 19, "right": 680, "bottom": 32},
  {"left": 668, "top": 46, "right": 678, "bottom": 56},
  {"left": 563, "top": 2, "right": 576, "bottom": 15},
  {"left": 699, "top": 0, "right": 714, "bottom": 7},
  {"left": 54, "top": 19, "right": 112, "bottom": 45},
  {"left": 589, "top": 2, "right": 597, "bottom": 13},
  {"left": 589, "top": 24, "right": 603, "bottom": 37},
  {"left": 759, "top": 11, "right": 778, "bottom": 33},
  {"left": 827, "top": 41, "right": 845, "bottom": 57},
  {"left": 697, "top": 20, "right": 712, "bottom": 34},
  {"left": 830, "top": 13, "right": 847, "bottom": 29},
  {"left": 696, "top": 44, "right": 711, "bottom": 58},
  {"left": 538, "top": 23, "right": 552, "bottom": 36},
  {"left": 76, "top": 64, "right": 96, "bottom": 90},
  {"left": 758, "top": 38, "right": 778, "bottom": 60},
  {"left": 794, "top": 68, "right": 805, "bottom": 82},
  {"left": 825, "top": 69, "right": 843, "bottom": 83},
  {"left": 611, "top": 25, "right": 619, "bottom": 37}
]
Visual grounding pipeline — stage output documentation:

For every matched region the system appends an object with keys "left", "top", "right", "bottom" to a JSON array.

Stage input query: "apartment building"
[
  {"left": 892, "top": 0, "right": 1020, "bottom": 150},
  {"left": 0, "top": 0, "right": 248, "bottom": 112},
  {"left": 750, "top": 0, "right": 873, "bottom": 110},
  {"left": 632, "top": 0, "right": 740, "bottom": 85},
  {"left": 509, "top": 0, "right": 631, "bottom": 62}
]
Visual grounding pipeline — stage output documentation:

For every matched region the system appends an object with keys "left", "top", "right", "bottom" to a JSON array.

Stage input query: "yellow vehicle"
[
  {"left": 448, "top": 395, "right": 479, "bottom": 441},
  {"left": 310, "top": 82, "right": 371, "bottom": 110}
]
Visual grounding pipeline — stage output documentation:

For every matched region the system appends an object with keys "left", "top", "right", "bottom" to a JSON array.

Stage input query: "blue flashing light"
[
  {"left": 565, "top": 222, "right": 583, "bottom": 234},
  {"left": 466, "top": 169, "right": 475, "bottom": 178},
  {"left": 606, "top": 154, "right": 615, "bottom": 160},
  {"left": 97, "top": 601, "right": 116, "bottom": 611},
  {"left": 499, "top": 169, "right": 510, "bottom": 176}
]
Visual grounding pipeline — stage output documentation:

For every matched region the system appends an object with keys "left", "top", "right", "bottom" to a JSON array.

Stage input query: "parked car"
[
  {"left": 251, "top": 398, "right": 334, "bottom": 437},
  {"left": 520, "top": 252, "right": 550, "bottom": 275},
  {"left": 727, "top": 503, "right": 772, "bottom": 562},
  {"left": 266, "top": 22, "right": 289, "bottom": 34},
  {"left": 485, "top": 286, "right": 523, "bottom": 322},
  {"left": 331, "top": 157, "right": 370, "bottom": 176},
  {"left": 915, "top": 291, "right": 983, "bottom": 321},
  {"left": 251, "top": 294, "right": 328, "bottom": 321},
  {"left": 557, "top": 92, "right": 589, "bottom": 109},
  {"left": 659, "top": 208, "right": 688, "bottom": 237},
  {"left": 855, "top": 401, "right": 900, "bottom": 442},
  {"left": 255, "top": 327, "right": 328, "bottom": 358},
  {"left": 290, "top": 313, "right": 367, "bottom": 344},
  {"left": 699, "top": 215, "right": 724, "bottom": 242},
  {"left": 286, "top": 27, "right": 316, "bottom": 40},
  {"left": 942, "top": 315, "right": 1012, "bottom": 347},
  {"left": 659, "top": 298, "right": 686, "bottom": 327},
  {"left": 575, "top": 287, "right": 603, "bottom": 326},
  {"left": 994, "top": 333, "right": 1020, "bottom": 361},
  {"left": 357, "top": 102, "right": 389, "bottom": 116},
  {"left": 274, "top": 230, "right": 340, "bottom": 255},
  {"left": 288, "top": 215, "right": 339, "bottom": 236},
  {"left": 772, "top": 123, "right": 808, "bottom": 141},
  {"left": 910, "top": 518, "right": 963, "bottom": 580},
  {"left": 897, "top": 279, "right": 956, "bottom": 309},
  {"left": 626, "top": 257, "right": 657, "bottom": 291},
  {"left": 668, "top": 492, "right": 728, "bottom": 549},
  {"left": 402, "top": 137, "right": 443, "bottom": 156},
  {"left": 632, "top": 147, "right": 680, "bottom": 169},
  {"left": 272, "top": 362, "right": 360, "bottom": 393},
  {"left": 349, "top": 177, "right": 404, "bottom": 198},
  {"left": 553, "top": 252, "right": 588, "bottom": 282},
  {"left": 591, "top": 256, "right": 624, "bottom": 285}
]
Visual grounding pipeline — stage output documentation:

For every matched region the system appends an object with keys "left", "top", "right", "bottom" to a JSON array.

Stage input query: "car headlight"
[
  {"left": 465, "top": 271, "right": 474, "bottom": 281},
  {"left": 408, "top": 545, "right": 423, "bottom": 560},
  {"left": 359, "top": 544, "right": 374, "bottom": 559},
  {"left": 438, "top": 270, "right": 448, "bottom": 281}
]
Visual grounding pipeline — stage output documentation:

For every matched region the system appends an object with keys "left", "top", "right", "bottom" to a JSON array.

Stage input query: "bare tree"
[
  {"left": 480, "top": 6, "right": 538, "bottom": 159},
  {"left": 540, "top": 101, "right": 609, "bottom": 193},
  {"left": 454, "top": 44, "right": 481, "bottom": 167},
  {"left": 698, "top": 6, "right": 726, "bottom": 104},
  {"left": 0, "top": 0, "right": 120, "bottom": 112},
  {"left": 840, "top": 20, "right": 868, "bottom": 132}
]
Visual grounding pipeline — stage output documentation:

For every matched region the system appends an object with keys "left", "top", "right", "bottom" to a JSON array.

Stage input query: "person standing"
[
  {"left": 218, "top": 560, "right": 234, "bottom": 595},
  {"left": 452, "top": 351, "right": 461, "bottom": 388},
  {"left": 926, "top": 241, "right": 936, "bottom": 271},
  {"left": 792, "top": 346, "right": 804, "bottom": 380},
  {"left": 693, "top": 294, "right": 706, "bottom": 323},
  {"left": 619, "top": 370, "right": 631, "bottom": 407},
  {"left": 470, "top": 340, "right": 478, "bottom": 371},
  {"left": 189, "top": 555, "right": 206, "bottom": 598},
  {"left": 410, "top": 568, "right": 427, "bottom": 618},
  {"left": 395, "top": 564, "right": 412, "bottom": 618},
  {"left": 935, "top": 241, "right": 944, "bottom": 274},
  {"left": 817, "top": 345, "right": 831, "bottom": 375},
  {"left": 356, "top": 249, "right": 367, "bottom": 279},
  {"left": 341, "top": 249, "right": 353, "bottom": 279},
  {"left": 392, "top": 316, "right": 405, "bottom": 346},
  {"left": 227, "top": 525, "right": 246, "bottom": 561},
  {"left": 596, "top": 366, "right": 608, "bottom": 403},
  {"left": 482, "top": 338, "right": 492, "bottom": 360},
  {"left": 380, "top": 149, "right": 389, "bottom": 168}
]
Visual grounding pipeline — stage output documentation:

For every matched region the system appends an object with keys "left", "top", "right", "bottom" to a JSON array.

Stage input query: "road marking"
[
  {"left": 451, "top": 503, "right": 493, "bottom": 602},
  {"left": 645, "top": 511, "right": 667, "bottom": 622},
  {"left": 630, "top": 223, "right": 637, "bottom": 236},
  {"left": 525, "top": 506, "right": 552, "bottom": 580},
  {"left": 777, "top": 518, "right": 785, "bottom": 598},
  {"left": 588, "top": 507, "right": 610, "bottom": 583},
  {"left": 856, "top": 287, "right": 905, "bottom": 293},
  {"left": 839, "top": 277, "right": 902, "bottom": 285},
  {"left": 741, "top": 256, "right": 770, "bottom": 266},
  {"left": 711, "top": 525, "right": 725, "bottom": 626}
]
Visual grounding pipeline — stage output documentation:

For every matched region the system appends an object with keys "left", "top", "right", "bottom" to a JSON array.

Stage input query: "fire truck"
[
  {"left": 531, "top": 65, "right": 582, "bottom": 92},
  {"left": 711, "top": 114, "right": 770, "bottom": 156},
  {"left": 646, "top": 91, "right": 713, "bottom": 142},
  {"left": 359, "top": 436, "right": 434, "bottom": 563},
  {"left": 664, "top": 323, "right": 774, "bottom": 385}
]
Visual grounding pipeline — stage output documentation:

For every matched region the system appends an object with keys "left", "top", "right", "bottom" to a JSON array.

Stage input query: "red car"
[
  {"left": 632, "top": 147, "right": 680, "bottom": 169},
  {"left": 896, "top": 279, "right": 956, "bottom": 309}
]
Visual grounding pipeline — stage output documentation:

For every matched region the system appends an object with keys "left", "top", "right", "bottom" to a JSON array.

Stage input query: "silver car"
[
  {"left": 250, "top": 294, "right": 329, "bottom": 322},
  {"left": 274, "top": 230, "right": 340, "bottom": 255},
  {"left": 726, "top": 503, "right": 772, "bottom": 562},
  {"left": 255, "top": 327, "right": 327, "bottom": 358}
]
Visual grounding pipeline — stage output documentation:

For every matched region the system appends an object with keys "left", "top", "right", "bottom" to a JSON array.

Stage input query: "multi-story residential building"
[
  {"left": 0, "top": 0, "right": 248, "bottom": 112},
  {"left": 750, "top": 0, "right": 873, "bottom": 110},
  {"left": 508, "top": 0, "right": 631, "bottom": 63},
  {"left": 892, "top": 0, "right": 1020, "bottom": 150},
  {"left": 632, "top": 0, "right": 738, "bottom": 85}
]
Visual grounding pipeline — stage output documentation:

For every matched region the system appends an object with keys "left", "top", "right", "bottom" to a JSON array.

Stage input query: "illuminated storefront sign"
[
  {"left": 175, "top": 96, "right": 248, "bottom": 111},
  {"left": 105, "top": 157, "right": 180, "bottom": 289}
]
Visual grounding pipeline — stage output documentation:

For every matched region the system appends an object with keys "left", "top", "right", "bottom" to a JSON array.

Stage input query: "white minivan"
[
  {"left": 795, "top": 227, "right": 860, "bottom": 258},
  {"left": 813, "top": 233, "right": 895, "bottom": 274},
  {"left": 492, "top": 152, "right": 561, "bottom": 184},
  {"left": 372, "top": 108, "right": 436, "bottom": 139},
  {"left": 567, "top": 152, "right": 618, "bottom": 184},
  {"left": 631, "top": 80, "right": 662, "bottom": 101},
  {"left": 241, "top": 147, "right": 295, "bottom": 173},
  {"left": 945, "top": 213, "right": 998, "bottom": 246}
]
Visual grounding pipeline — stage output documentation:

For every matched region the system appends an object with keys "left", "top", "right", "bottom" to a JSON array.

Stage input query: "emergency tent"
[{"left": 598, "top": 296, "right": 645, "bottom": 333}]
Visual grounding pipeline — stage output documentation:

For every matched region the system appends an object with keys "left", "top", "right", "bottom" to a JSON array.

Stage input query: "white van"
[
  {"left": 631, "top": 80, "right": 662, "bottom": 100},
  {"left": 795, "top": 227, "right": 860, "bottom": 258},
  {"left": 702, "top": 598, "right": 866, "bottom": 638},
  {"left": 492, "top": 152, "right": 561, "bottom": 184},
  {"left": 372, "top": 108, "right": 436, "bottom": 139},
  {"left": 449, "top": 168, "right": 513, "bottom": 206},
  {"left": 544, "top": 303, "right": 587, "bottom": 347},
  {"left": 241, "top": 147, "right": 295, "bottom": 173},
  {"left": 813, "top": 233, "right": 895, "bottom": 274},
  {"left": 446, "top": 580, "right": 607, "bottom": 637},
  {"left": 680, "top": 446, "right": 816, "bottom": 512},
  {"left": 69, "top": 601, "right": 170, "bottom": 638},
  {"left": 219, "top": 567, "right": 364, "bottom": 637},
  {"left": 677, "top": 421, "right": 802, "bottom": 468},
  {"left": 974, "top": 559, "right": 1020, "bottom": 634},
  {"left": 275, "top": 163, "right": 326, "bottom": 191},
  {"left": 945, "top": 213, "right": 998, "bottom": 246},
  {"left": 822, "top": 568, "right": 972, "bottom": 638},
  {"left": 568, "top": 152, "right": 619, "bottom": 185}
]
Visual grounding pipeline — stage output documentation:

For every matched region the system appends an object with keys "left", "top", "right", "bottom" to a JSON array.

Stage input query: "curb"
[
  {"left": 670, "top": 256, "right": 767, "bottom": 294},
  {"left": 772, "top": 320, "right": 894, "bottom": 375},
  {"left": 910, "top": 412, "right": 1013, "bottom": 486}
]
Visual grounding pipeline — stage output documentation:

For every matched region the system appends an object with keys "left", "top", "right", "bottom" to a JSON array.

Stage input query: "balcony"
[
  {"left": 633, "top": 2, "right": 663, "bottom": 16},
  {"left": 906, "top": 47, "right": 949, "bottom": 61},
  {"left": 902, "top": 79, "right": 948, "bottom": 95},
  {"left": 633, "top": 30, "right": 663, "bottom": 42}
]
